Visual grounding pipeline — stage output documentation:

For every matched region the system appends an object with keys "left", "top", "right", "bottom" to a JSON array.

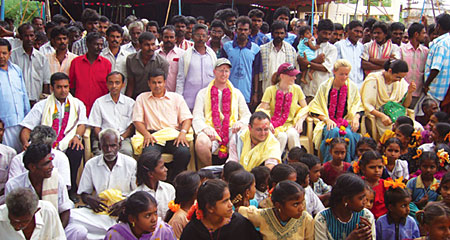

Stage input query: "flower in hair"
[
  {"left": 384, "top": 177, "right": 406, "bottom": 189},
  {"left": 325, "top": 138, "right": 333, "bottom": 144},
  {"left": 339, "top": 125, "right": 347, "bottom": 136},
  {"left": 445, "top": 132, "right": 450, "bottom": 142},
  {"left": 412, "top": 149, "right": 423, "bottom": 160},
  {"left": 168, "top": 200, "right": 180, "bottom": 213},
  {"left": 437, "top": 149, "right": 450, "bottom": 167},
  {"left": 409, "top": 131, "right": 422, "bottom": 148},
  {"left": 187, "top": 202, "right": 203, "bottom": 220},
  {"left": 352, "top": 161, "right": 360, "bottom": 174},
  {"left": 231, "top": 194, "right": 243, "bottom": 204},
  {"left": 364, "top": 133, "right": 371, "bottom": 138},
  {"left": 344, "top": 138, "right": 350, "bottom": 143},
  {"left": 382, "top": 156, "right": 388, "bottom": 166}
]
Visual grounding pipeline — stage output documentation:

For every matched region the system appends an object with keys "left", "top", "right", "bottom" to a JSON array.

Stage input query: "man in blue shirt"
[
  {"left": 265, "top": 6, "right": 297, "bottom": 45},
  {"left": 248, "top": 9, "right": 269, "bottom": 46},
  {"left": 0, "top": 39, "right": 30, "bottom": 152},
  {"left": 222, "top": 16, "right": 263, "bottom": 107}
]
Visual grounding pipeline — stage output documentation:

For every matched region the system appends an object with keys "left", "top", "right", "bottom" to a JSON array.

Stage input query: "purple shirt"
[
  {"left": 105, "top": 218, "right": 176, "bottom": 240},
  {"left": 375, "top": 214, "right": 420, "bottom": 240}
]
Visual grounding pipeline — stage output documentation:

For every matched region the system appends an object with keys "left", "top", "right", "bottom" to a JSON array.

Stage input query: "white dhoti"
[{"left": 66, "top": 208, "right": 117, "bottom": 240}]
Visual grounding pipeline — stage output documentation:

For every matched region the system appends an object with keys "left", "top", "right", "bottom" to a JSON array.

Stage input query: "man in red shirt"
[{"left": 69, "top": 32, "right": 111, "bottom": 116}]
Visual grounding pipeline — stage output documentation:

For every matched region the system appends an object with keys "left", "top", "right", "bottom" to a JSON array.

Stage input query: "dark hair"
[
  {"left": 397, "top": 124, "right": 415, "bottom": 146},
  {"left": 32, "top": 17, "right": 43, "bottom": 24},
  {"left": 192, "top": 23, "right": 208, "bottom": 34},
  {"left": 35, "top": 32, "right": 47, "bottom": 44},
  {"left": 171, "top": 15, "right": 188, "bottom": 25},
  {"left": 271, "top": 180, "right": 304, "bottom": 204},
  {"left": 186, "top": 16, "right": 197, "bottom": 25},
  {"left": 138, "top": 32, "right": 156, "bottom": 44},
  {"left": 395, "top": 116, "right": 414, "bottom": 127},
  {"left": 383, "top": 59, "right": 409, "bottom": 73},
  {"left": 289, "top": 162, "right": 309, "bottom": 186},
  {"left": 118, "top": 191, "right": 157, "bottom": 223},
  {"left": 269, "top": 164, "right": 296, "bottom": 188},
  {"left": 419, "top": 151, "right": 439, "bottom": 168},
  {"left": 147, "top": 20, "right": 160, "bottom": 31},
  {"left": 53, "top": 14, "right": 69, "bottom": 25},
  {"left": 348, "top": 20, "right": 363, "bottom": 30},
  {"left": 416, "top": 202, "right": 450, "bottom": 226},
  {"left": 383, "top": 137, "right": 402, "bottom": 152},
  {"left": 384, "top": 187, "right": 410, "bottom": 208},
  {"left": 318, "top": 19, "right": 334, "bottom": 32},
  {"left": 439, "top": 172, "right": 450, "bottom": 193},
  {"left": 45, "top": 21, "right": 58, "bottom": 33},
  {"left": 249, "top": 111, "right": 270, "bottom": 126},
  {"left": 390, "top": 22, "right": 405, "bottom": 32},
  {"left": 372, "top": 21, "right": 389, "bottom": 35},
  {"left": 363, "top": 18, "right": 377, "bottom": 30},
  {"left": 99, "top": 16, "right": 110, "bottom": 24},
  {"left": 197, "top": 16, "right": 206, "bottom": 21},
  {"left": 50, "top": 72, "right": 70, "bottom": 86},
  {"left": 334, "top": 23, "right": 344, "bottom": 31},
  {"left": 261, "top": 22, "right": 269, "bottom": 34},
  {"left": 251, "top": 166, "right": 270, "bottom": 192},
  {"left": 106, "top": 24, "right": 124, "bottom": 37},
  {"left": 23, "top": 143, "right": 51, "bottom": 170},
  {"left": 50, "top": 26, "right": 69, "bottom": 39},
  {"left": 329, "top": 173, "right": 365, "bottom": 207},
  {"left": 197, "top": 179, "right": 228, "bottom": 213},
  {"left": 198, "top": 168, "right": 215, "bottom": 180},
  {"left": 228, "top": 170, "right": 255, "bottom": 205},
  {"left": 85, "top": 32, "right": 103, "bottom": 45},
  {"left": 356, "top": 137, "right": 377, "bottom": 151},
  {"left": 271, "top": 20, "right": 287, "bottom": 32},
  {"left": 287, "top": 147, "right": 307, "bottom": 162},
  {"left": 67, "top": 25, "right": 81, "bottom": 34},
  {"left": 236, "top": 16, "right": 251, "bottom": 27},
  {"left": 216, "top": 8, "right": 238, "bottom": 22},
  {"left": 0, "top": 38, "right": 11, "bottom": 51},
  {"left": 436, "top": 13, "right": 450, "bottom": 32},
  {"left": 273, "top": 6, "right": 290, "bottom": 20},
  {"left": 435, "top": 123, "right": 450, "bottom": 143},
  {"left": 298, "top": 153, "right": 320, "bottom": 170},
  {"left": 359, "top": 150, "right": 383, "bottom": 170},
  {"left": 18, "top": 23, "right": 34, "bottom": 36},
  {"left": 165, "top": 171, "right": 200, "bottom": 222},
  {"left": 328, "top": 137, "right": 349, "bottom": 149},
  {"left": 298, "top": 26, "right": 311, "bottom": 36},
  {"left": 136, "top": 150, "right": 162, "bottom": 186},
  {"left": 222, "top": 161, "right": 244, "bottom": 182},
  {"left": 210, "top": 19, "right": 225, "bottom": 30},
  {"left": 161, "top": 25, "right": 176, "bottom": 35},
  {"left": 433, "top": 111, "right": 450, "bottom": 123},
  {"left": 248, "top": 9, "right": 264, "bottom": 19},
  {"left": 106, "top": 71, "right": 125, "bottom": 83},
  {"left": 428, "top": 23, "right": 436, "bottom": 35},
  {"left": 149, "top": 68, "right": 166, "bottom": 81},
  {"left": 408, "top": 22, "right": 425, "bottom": 39},
  {"left": 81, "top": 8, "right": 100, "bottom": 23}
]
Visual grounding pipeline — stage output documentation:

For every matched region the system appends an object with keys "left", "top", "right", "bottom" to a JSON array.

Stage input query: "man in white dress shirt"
[
  {"left": 0, "top": 188, "right": 65, "bottom": 240},
  {"left": 0, "top": 134, "right": 16, "bottom": 204},
  {"left": 89, "top": 72, "right": 135, "bottom": 156},
  {"left": 101, "top": 24, "right": 131, "bottom": 93}
]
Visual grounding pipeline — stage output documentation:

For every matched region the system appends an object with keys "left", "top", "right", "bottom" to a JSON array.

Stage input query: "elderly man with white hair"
[
  {"left": 123, "top": 20, "right": 144, "bottom": 53},
  {"left": 8, "top": 125, "right": 71, "bottom": 189},
  {"left": 0, "top": 187, "right": 66, "bottom": 239},
  {"left": 67, "top": 128, "right": 137, "bottom": 240}
]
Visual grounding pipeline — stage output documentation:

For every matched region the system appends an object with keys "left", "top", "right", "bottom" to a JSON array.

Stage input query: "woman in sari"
[
  {"left": 361, "top": 59, "right": 416, "bottom": 138},
  {"left": 309, "top": 59, "right": 363, "bottom": 162},
  {"left": 257, "top": 63, "right": 309, "bottom": 152}
]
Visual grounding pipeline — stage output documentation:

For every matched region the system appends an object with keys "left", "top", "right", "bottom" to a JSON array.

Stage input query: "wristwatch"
[
  {"left": 75, "top": 134, "right": 82, "bottom": 140},
  {"left": 307, "top": 63, "right": 311, "bottom": 69}
]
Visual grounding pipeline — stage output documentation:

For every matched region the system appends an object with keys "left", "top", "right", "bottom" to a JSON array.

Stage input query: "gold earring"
[{"left": 131, "top": 222, "right": 135, "bottom": 228}]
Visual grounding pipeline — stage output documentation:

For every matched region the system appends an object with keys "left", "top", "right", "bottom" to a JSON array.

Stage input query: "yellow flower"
[
  {"left": 384, "top": 177, "right": 406, "bottom": 189},
  {"left": 382, "top": 156, "right": 388, "bottom": 166},
  {"left": 430, "top": 182, "right": 440, "bottom": 192},
  {"left": 325, "top": 138, "right": 333, "bottom": 144}
]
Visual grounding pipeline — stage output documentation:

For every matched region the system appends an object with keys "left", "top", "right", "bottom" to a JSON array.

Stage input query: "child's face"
[
  {"left": 356, "top": 143, "right": 373, "bottom": 157},
  {"left": 440, "top": 182, "right": 450, "bottom": 206},
  {"left": 395, "top": 129, "right": 409, "bottom": 147},
  {"left": 364, "top": 189, "right": 375, "bottom": 210},
  {"left": 257, "top": 177, "right": 269, "bottom": 192},
  {"left": 347, "top": 191, "right": 366, "bottom": 212},
  {"left": 309, "top": 164, "right": 322, "bottom": 183},
  {"left": 425, "top": 216, "right": 450, "bottom": 240},
  {"left": 278, "top": 193, "right": 305, "bottom": 220},
  {"left": 428, "top": 114, "right": 439, "bottom": 129},
  {"left": 431, "top": 125, "right": 443, "bottom": 143},
  {"left": 248, "top": 180, "right": 257, "bottom": 200},
  {"left": 304, "top": 30, "right": 312, "bottom": 39},
  {"left": 362, "top": 159, "right": 384, "bottom": 182},
  {"left": 420, "top": 159, "right": 437, "bottom": 179},
  {"left": 388, "top": 197, "right": 411, "bottom": 220},
  {"left": 132, "top": 203, "right": 158, "bottom": 234},
  {"left": 385, "top": 143, "right": 401, "bottom": 162},
  {"left": 330, "top": 143, "right": 347, "bottom": 162}
]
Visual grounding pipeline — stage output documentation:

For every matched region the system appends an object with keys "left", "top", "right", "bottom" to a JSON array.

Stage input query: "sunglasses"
[{"left": 281, "top": 65, "right": 295, "bottom": 73}]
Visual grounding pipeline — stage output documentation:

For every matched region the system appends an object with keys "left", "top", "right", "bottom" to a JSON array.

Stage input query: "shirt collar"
[
  {"left": 81, "top": 54, "right": 102, "bottom": 63},
  {"left": 232, "top": 38, "right": 252, "bottom": 49},
  {"left": 98, "top": 153, "right": 123, "bottom": 168},
  {"left": 404, "top": 42, "right": 426, "bottom": 51},
  {"left": 18, "top": 46, "right": 37, "bottom": 57},
  {"left": 271, "top": 42, "right": 286, "bottom": 52},
  {"left": 148, "top": 90, "right": 170, "bottom": 100},
  {"left": 106, "top": 93, "right": 124, "bottom": 104},
  {"left": 386, "top": 212, "right": 407, "bottom": 225},
  {"left": 416, "top": 175, "right": 438, "bottom": 189}
]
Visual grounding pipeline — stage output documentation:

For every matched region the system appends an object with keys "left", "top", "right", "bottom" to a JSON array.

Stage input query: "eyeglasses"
[{"left": 282, "top": 65, "right": 295, "bottom": 73}]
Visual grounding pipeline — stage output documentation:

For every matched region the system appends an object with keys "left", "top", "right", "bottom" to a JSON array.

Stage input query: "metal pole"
[
  {"left": 354, "top": 0, "right": 359, "bottom": 19},
  {"left": 178, "top": 0, "right": 181, "bottom": 15},
  {"left": 232, "top": 0, "right": 234, "bottom": 9},
  {"left": 311, "top": 0, "right": 315, "bottom": 34},
  {"left": 0, "top": 0, "right": 5, "bottom": 21}
]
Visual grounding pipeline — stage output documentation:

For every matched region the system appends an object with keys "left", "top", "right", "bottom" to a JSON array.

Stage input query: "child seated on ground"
[
  {"left": 421, "top": 111, "right": 449, "bottom": 144},
  {"left": 412, "top": 202, "right": 450, "bottom": 240},
  {"left": 364, "top": 183, "right": 375, "bottom": 211},
  {"left": 419, "top": 122, "right": 450, "bottom": 152},
  {"left": 383, "top": 137, "right": 409, "bottom": 181},
  {"left": 396, "top": 124, "right": 422, "bottom": 174},
  {"left": 259, "top": 164, "right": 297, "bottom": 208},
  {"left": 250, "top": 166, "right": 270, "bottom": 204},
  {"left": 289, "top": 162, "right": 325, "bottom": 216},
  {"left": 299, "top": 153, "right": 331, "bottom": 205},
  {"left": 297, "top": 26, "right": 320, "bottom": 84},
  {"left": 321, "top": 138, "right": 351, "bottom": 186},
  {"left": 375, "top": 183, "right": 420, "bottom": 240},
  {"left": 380, "top": 116, "right": 413, "bottom": 145}
]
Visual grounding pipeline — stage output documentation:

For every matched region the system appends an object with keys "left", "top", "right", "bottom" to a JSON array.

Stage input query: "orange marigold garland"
[
  {"left": 168, "top": 200, "right": 180, "bottom": 213},
  {"left": 187, "top": 202, "right": 204, "bottom": 220},
  {"left": 437, "top": 149, "right": 450, "bottom": 167}
]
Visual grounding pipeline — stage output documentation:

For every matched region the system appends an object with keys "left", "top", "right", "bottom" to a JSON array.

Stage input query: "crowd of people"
[{"left": 0, "top": 4, "right": 450, "bottom": 240}]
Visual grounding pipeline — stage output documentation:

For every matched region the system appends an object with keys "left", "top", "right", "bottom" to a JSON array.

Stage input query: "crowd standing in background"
[{"left": 1, "top": 5, "right": 450, "bottom": 240}]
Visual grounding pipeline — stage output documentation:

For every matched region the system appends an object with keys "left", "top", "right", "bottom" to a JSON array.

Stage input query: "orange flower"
[
  {"left": 364, "top": 133, "right": 371, "bottom": 138},
  {"left": 430, "top": 182, "right": 440, "bottom": 192},
  {"left": 445, "top": 132, "right": 450, "bottom": 142},
  {"left": 382, "top": 156, "right": 388, "bottom": 166},
  {"left": 384, "top": 177, "right": 406, "bottom": 189},
  {"left": 344, "top": 138, "right": 350, "bottom": 143},
  {"left": 412, "top": 149, "right": 423, "bottom": 160},
  {"left": 325, "top": 138, "right": 333, "bottom": 144},
  {"left": 168, "top": 200, "right": 180, "bottom": 213},
  {"left": 352, "top": 161, "right": 360, "bottom": 174},
  {"left": 437, "top": 149, "right": 450, "bottom": 167}
]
